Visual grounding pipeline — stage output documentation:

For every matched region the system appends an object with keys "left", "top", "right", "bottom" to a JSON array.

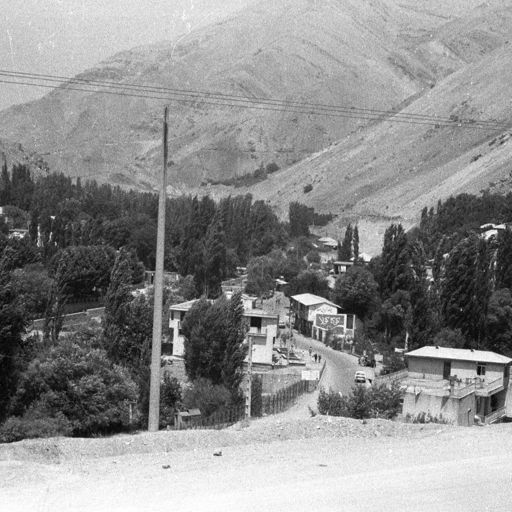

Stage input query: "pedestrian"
[
  {"left": 314, "top": 353, "right": 318, "bottom": 363},
  {"left": 318, "top": 354, "right": 321, "bottom": 363},
  {"left": 309, "top": 346, "right": 312, "bottom": 357}
]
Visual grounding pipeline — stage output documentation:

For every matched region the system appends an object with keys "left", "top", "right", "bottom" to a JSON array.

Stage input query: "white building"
[{"left": 168, "top": 296, "right": 277, "bottom": 366}]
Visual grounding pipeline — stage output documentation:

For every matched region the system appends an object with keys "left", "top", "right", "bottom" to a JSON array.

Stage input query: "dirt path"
[{"left": 2, "top": 419, "right": 512, "bottom": 512}]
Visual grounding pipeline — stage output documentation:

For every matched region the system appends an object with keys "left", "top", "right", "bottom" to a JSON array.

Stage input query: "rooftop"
[
  {"left": 291, "top": 293, "right": 339, "bottom": 308},
  {"left": 406, "top": 346, "right": 512, "bottom": 365},
  {"left": 243, "top": 308, "right": 278, "bottom": 319},
  {"left": 169, "top": 299, "right": 200, "bottom": 312}
]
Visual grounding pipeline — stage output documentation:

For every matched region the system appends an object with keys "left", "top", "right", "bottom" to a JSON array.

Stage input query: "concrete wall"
[
  {"left": 408, "top": 357, "right": 444, "bottom": 380},
  {"left": 451, "top": 361, "right": 503, "bottom": 382},
  {"left": 408, "top": 357, "right": 505, "bottom": 383},
  {"left": 403, "top": 390, "right": 475, "bottom": 426}
]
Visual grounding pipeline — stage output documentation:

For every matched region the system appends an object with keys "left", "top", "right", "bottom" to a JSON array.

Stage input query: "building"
[
  {"left": 168, "top": 296, "right": 277, "bottom": 366},
  {"left": 318, "top": 236, "right": 338, "bottom": 250},
  {"left": 480, "top": 223, "right": 507, "bottom": 241},
  {"left": 244, "top": 308, "right": 278, "bottom": 366},
  {"left": 402, "top": 346, "right": 512, "bottom": 426},
  {"left": 290, "top": 293, "right": 342, "bottom": 337},
  {"left": 168, "top": 299, "right": 200, "bottom": 357},
  {"left": 332, "top": 260, "right": 354, "bottom": 275},
  {"left": 312, "top": 311, "right": 356, "bottom": 343}
]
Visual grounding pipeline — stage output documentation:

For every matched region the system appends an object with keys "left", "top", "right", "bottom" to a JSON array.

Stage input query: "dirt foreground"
[{"left": 2, "top": 415, "right": 512, "bottom": 512}]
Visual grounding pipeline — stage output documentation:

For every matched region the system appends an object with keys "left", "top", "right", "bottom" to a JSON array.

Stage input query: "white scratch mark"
[{"left": 6, "top": 29, "right": 15, "bottom": 67}]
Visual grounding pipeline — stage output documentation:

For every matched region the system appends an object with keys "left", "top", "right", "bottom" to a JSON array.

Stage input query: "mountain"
[
  {"left": 0, "top": 138, "right": 48, "bottom": 176},
  {"left": 0, "top": 0, "right": 502, "bottom": 192},
  {"left": 243, "top": 44, "right": 512, "bottom": 254},
  {"left": 1, "top": 0, "right": 512, "bottom": 254}
]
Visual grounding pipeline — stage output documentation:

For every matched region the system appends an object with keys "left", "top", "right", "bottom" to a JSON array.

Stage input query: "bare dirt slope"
[
  {"left": 244, "top": 44, "right": 512, "bottom": 254},
  {"left": 2, "top": 418, "right": 512, "bottom": 512},
  {"left": 0, "top": 0, "right": 506, "bottom": 192}
]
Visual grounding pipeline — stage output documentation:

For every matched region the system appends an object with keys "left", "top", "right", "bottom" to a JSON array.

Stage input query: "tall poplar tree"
[{"left": 338, "top": 224, "right": 353, "bottom": 261}]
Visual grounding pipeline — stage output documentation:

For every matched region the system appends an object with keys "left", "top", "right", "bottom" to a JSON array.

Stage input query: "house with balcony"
[
  {"left": 402, "top": 346, "right": 512, "bottom": 426},
  {"left": 243, "top": 308, "right": 278, "bottom": 366},
  {"left": 167, "top": 299, "right": 200, "bottom": 357},
  {"left": 168, "top": 297, "right": 277, "bottom": 366}
]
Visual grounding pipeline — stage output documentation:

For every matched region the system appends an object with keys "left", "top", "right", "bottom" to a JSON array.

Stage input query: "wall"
[
  {"left": 450, "top": 361, "right": 504, "bottom": 382},
  {"left": 249, "top": 317, "right": 277, "bottom": 365},
  {"left": 403, "top": 390, "right": 475, "bottom": 426},
  {"left": 407, "top": 357, "right": 444, "bottom": 380}
]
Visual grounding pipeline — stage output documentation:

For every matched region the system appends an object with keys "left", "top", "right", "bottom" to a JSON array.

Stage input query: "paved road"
[{"left": 293, "top": 332, "right": 361, "bottom": 395}]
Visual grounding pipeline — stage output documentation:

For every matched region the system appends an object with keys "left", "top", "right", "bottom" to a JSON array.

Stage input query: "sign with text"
[{"left": 315, "top": 313, "right": 345, "bottom": 330}]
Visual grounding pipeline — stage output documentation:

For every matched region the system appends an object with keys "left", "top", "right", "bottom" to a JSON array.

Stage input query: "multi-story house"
[
  {"left": 401, "top": 346, "right": 512, "bottom": 426},
  {"left": 168, "top": 297, "right": 277, "bottom": 366},
  {"left": 290, "top": 293, "right": 356, "bottom": 340}
]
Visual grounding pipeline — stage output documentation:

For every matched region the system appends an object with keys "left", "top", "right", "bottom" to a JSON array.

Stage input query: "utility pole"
[
  {"left": 148, "top": 106, "right": 169, "bottom": 432},
  {"left": 244, "top": 334, "right": 253, "bottom": 422}
]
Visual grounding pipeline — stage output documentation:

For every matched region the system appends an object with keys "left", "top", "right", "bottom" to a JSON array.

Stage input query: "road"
[
  {"left": 293, "top": 331, "right": 362, "bottom": 394},
  {"left": 4, "top": 422, "right": 512, "bottom": 512}
]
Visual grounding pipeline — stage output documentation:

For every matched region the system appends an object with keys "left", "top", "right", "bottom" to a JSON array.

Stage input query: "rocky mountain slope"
[
  {"left": 0, "top": 0, "right": 504, "bottom": 190},
  {"left": 1, "top": 0, "right": 512, "bottom": 253}
]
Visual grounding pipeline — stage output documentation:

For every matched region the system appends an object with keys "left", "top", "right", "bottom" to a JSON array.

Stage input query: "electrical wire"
[
  {"left": 0, "top": 70, "right": 508, "bottom": 131},
  {"left": 1, "top": 69, "right": 505, "bottom": 128}
]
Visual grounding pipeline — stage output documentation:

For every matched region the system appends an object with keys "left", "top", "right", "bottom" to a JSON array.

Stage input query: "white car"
[{"left": 354, "top": 370, "right": 367, "bottom": 384}]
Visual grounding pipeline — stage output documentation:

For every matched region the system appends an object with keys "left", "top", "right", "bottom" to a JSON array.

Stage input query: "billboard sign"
[{"left": 315, "top": 313, "right": 345, "bottom": 330}]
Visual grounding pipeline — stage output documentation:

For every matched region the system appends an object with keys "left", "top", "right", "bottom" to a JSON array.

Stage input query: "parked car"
[{"left": 354, "top": 370, "right": 367, "bottom": 384}]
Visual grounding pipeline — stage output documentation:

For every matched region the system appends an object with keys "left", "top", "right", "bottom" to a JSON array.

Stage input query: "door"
[{"left": 443, "top": 361, "right": 451, "bottom": 380}]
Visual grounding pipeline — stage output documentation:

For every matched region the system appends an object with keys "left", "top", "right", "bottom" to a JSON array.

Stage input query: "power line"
[
  {"left": 0, "top": 70, "right": 508, "bottom": 131},
  {"left": 1, "top": 69, "right": 506, "bottom": 128}
]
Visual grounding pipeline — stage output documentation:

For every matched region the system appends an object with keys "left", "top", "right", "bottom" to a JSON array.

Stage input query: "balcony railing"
[
  {"left": 404, "top": 376, "right": 505, "bottom": 399},
  {"left": 484, "top": 406, "right": 506, "bottom": 425}
]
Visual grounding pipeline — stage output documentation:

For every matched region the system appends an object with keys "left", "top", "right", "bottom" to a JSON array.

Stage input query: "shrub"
[
  {"left": 318, "top": 388, "right": 349, "bottom": 416},
  {"left": 159, "top": 374, "right": 182, "bottom": 428},
  {"left": 303, "top": 184, "right": 313, "bottom": 193},
  {"left": 317, "top": 383, "right": 403, "bottom": 420},
  {"left": 250, "top": 375, "right": 263, "bottom": 417},
  {"left": 0, "top": 412, "right": 72, "bottom": 443},
  {"left": 8, "top": 334, "right": 139, "bottom": 438},
  {"left": 182, "top": 378, "right": 233, "bottom": 418}
]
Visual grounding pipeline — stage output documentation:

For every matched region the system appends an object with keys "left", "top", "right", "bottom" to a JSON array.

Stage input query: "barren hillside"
[{"left": 0, "top": 0, "right": 503, "bottom": 191}]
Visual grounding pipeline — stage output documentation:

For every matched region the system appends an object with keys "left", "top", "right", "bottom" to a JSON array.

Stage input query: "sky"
[{"left": 0, "top": 0, "right": 251, "bottom": 111}]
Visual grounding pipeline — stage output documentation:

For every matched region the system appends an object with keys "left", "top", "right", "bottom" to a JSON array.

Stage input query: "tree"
[
  {"left": 10, "top": 264, "right": 54, "bottom": 319},
  {"left": 353, "top": 225, "right": 360, "bottom": 262},
  {"left": 338, "top": 224, "right": 353, "bottom": 261},
  {"left": 202, "top": 212, "right": 226, "bottom": 298},
  {"left": 441, "top": 235, "right": 491, "bottom": 347},
  {"left": 485, "top": 289, "right": 512, "bottom": 356},
  {"left": 102, "top": 249, "right": 137, "bottom": 367},
  {"left": 0, "top": 262, "right": 26, "bottom": 420},
  {"left": 332, "top": 266, "right": 379, "bottom": 320},
  {"left": 288, "top": 202, "right": 311, "bottom": 238},
  {"left": 432, "top": 328, "right": 466, "bottom": 349},
  {"left": 287, "top": 270, "right": 330, "bottom": 299},
  {"left": 245, "top": 256, "right": 274, "bottom": 296},
  {"left": 181, "top": 293, "right": 247, "bottom": 394},
  {"left": 496, "top": 229, "right": 512, "bottom": 290},
  {"left": 8, "top": 333, "right": 138, "bottom": 437},
  {"left": 222, "top": 291, "right": 247, "bottom": 394}
]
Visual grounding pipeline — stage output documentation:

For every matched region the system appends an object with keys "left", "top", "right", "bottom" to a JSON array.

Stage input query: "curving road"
[{"left": 293, "top": 332, "right": 363, "bottom": 395}]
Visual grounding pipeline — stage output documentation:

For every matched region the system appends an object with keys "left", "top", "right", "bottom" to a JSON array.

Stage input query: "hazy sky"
[{"left": 0, "top": 0, "right": 251, "bottom": 111}]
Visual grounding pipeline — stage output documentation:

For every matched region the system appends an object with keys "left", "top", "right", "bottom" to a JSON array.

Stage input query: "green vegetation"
[{"left": 317, "top": 384, "right": 403, "bottom": 420}]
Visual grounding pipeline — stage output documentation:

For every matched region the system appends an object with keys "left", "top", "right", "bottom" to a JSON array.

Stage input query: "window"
[
  {"left": 477, "top": 363, "right": 486, "bottom": 376},
  {"left": 346, "top": 315, "right": 354, "bottom": 330},
  {"left": 250, "top": 316, "right": 262, "bottom": 329}
]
